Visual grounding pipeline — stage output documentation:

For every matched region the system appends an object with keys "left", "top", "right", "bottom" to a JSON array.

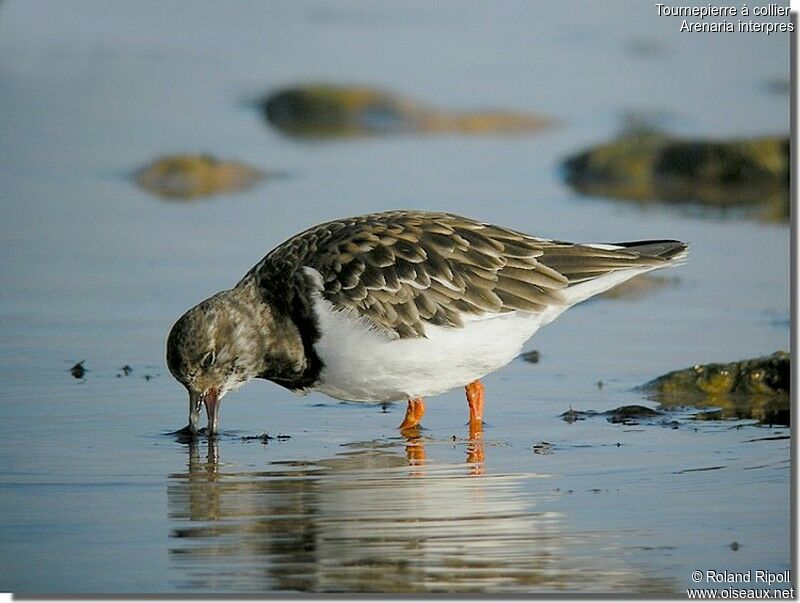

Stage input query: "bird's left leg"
[
  {"left": 465, "top": 380, "right": 485, "bottom": 428},
  {"left": 398, "top": 396, "right": 425, "bottom": 430}
]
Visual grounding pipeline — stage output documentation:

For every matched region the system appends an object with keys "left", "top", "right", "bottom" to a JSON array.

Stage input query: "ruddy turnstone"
[{"left": 166, "top": 210, "right": 687, "bottom": 434}]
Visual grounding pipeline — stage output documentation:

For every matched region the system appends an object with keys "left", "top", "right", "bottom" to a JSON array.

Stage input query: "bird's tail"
[
  {"left": 556, "top": 239, "right": 689, "bottom": 307},
  {"left": 611, "top": 239, "right": 689, "bottom": 264}
]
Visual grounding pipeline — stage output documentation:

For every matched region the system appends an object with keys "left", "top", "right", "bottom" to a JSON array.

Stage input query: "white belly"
[{"left": 310, "top": 297, "right": 559, "bottom": 402}]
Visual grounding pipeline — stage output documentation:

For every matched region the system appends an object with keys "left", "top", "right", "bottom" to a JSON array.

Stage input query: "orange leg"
[
  {"left": 465, "top": 380, "right": 485, "bottom": 428},
  {"left": 398, "top": 396, "right": 425, "bottom": 430},
  {"left": 465, "top": 380, "right": 485, "bottom": 472}
]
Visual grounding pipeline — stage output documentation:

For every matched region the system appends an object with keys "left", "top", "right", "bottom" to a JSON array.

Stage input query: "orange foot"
[{"left": 398, "top": 396, "right": 425, "bottom": 431}]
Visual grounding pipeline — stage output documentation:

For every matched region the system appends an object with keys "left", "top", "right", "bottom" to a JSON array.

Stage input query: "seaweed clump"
[{"left": 640, "top": 351, "right": 790, "bottom": 426}]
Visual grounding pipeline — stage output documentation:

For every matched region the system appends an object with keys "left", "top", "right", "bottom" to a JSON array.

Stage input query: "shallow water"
[{"left": 0, "top": 0, "right": 791, "bottom": 595}]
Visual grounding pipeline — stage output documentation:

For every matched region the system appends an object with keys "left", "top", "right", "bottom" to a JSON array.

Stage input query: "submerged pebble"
[
  {"left": 241, "top": 433, "right": 273, "bottom": 444},
  {"left": 561, "top": 407, "right": 591, "bottom": 423},
  {"left": 261, "top": 84, "right": 551, "bottom": 138},
  {"left": 135, "top": 154, "right": 264, "bottom": 200},
  {"left": 69, "top": 360, "right": 86, "bottom": 379},
  {"left": 532, "top": 441, "right": 553, "bottom": 454},
  {"left": 242, "top": 433, "right": 292, "bottom": 442},
  {"left": 561, "top": 405, "right": 660, "bottom": 425},
  {"left": 520, "top": 350, "right": 541, "bottom": 364}
]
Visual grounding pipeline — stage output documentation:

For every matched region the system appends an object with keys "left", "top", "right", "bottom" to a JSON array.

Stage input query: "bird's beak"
[
  {"left": 188, "top": 389, "right": 203, "bottom": 434},
  {"left": 188, "top": 386, "right": 220, "bottom": 434},
  {"left": 203, "top": 386, "right": 220, "bottom": 434}
]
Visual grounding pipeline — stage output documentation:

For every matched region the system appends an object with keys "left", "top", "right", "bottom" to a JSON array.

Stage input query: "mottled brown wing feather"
[{"left": 251, "top": 211, "right": 674, "bottom": 338}]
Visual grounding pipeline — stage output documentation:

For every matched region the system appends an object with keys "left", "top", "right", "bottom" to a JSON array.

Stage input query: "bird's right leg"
[{"left": 398, "top": 396, "right": 425, "bottom": 430}]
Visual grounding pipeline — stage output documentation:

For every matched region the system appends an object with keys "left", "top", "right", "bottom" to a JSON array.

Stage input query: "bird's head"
[{"left": 166, "top": 289, "right": 268, "bottom": 434}]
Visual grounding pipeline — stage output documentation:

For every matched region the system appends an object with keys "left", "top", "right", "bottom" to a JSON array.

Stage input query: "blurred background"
[{"left": 0, "top": 0, "right": 791, "bottom": 595}]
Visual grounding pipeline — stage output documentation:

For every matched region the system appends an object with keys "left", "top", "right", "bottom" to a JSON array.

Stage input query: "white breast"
[{"left": 310, "top": 297, "right": 557, "bottom": 403}]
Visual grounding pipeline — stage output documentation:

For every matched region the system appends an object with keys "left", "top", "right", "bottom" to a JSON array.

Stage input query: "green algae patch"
[
  {"left": 261, "top": 84, "right": 551, "bottom": 139},
  {"left": 640, "top": 352, "right": 790, "bottom": 425},
  {"left": 562, "top": 134, "right": 789, "bottom": 222},
  {"left": 136, "top": 154, "right": 264, "bottom": 200}
]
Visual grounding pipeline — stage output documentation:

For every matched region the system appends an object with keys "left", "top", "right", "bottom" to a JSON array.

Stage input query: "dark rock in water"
[
  {"left": 562, "top": 133, "right": 789, "bottom": 221},
  {"left": 120, "top": 364, "right": 133, "bottom": 376},
  {"left": 135, "top": 154, "right": 264, "bottom": 200},
  {"left": 561, "top": 405, "right": 659, "bottom": 426},
  {"left": 261, "top": 84, "right": 551, "bottom": 139},
  {"left": 641, "top": 352, "right": 790, "bottom": 426},
  {"left": 242, "top": 432, "right": 291, "bottom": 442},
  {"left": 242, "top": 433, "right": 273, "bottom": 443},
  {"left": 520, "top": 350, "right": 540, "bottom": 363},
  {"left": 606, "top": 405, "right": 660, "bottom": 424},
  {"left": 70, "top": 360, "right": 86, "bottom": 379}
]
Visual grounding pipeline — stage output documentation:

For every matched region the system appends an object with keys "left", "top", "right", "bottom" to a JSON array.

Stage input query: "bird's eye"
[{"left": 201, "top": 350, "right": 216, "bottom": 369}]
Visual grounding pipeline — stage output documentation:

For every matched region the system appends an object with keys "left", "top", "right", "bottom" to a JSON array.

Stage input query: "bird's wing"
[{"left": 250, "top": 211, "right": 674, "bottom": 338}]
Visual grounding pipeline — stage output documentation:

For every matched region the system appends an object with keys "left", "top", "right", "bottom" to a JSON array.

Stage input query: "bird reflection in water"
[
  {"left": 167, "top": 433, "right": 673, "bottom": 593},
  {"left": 400, "top": 421, "right": 485, "bottom": 474}
]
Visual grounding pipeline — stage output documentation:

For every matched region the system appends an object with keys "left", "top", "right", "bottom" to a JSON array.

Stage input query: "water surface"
[{"left": 0, "top": 0, "right": 790, "bottom": 594}]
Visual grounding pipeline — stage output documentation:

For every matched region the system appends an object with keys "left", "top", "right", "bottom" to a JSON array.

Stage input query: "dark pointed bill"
[
  {"left": 188, "top": 390, "right": 202, "bottom": 433},
  {"left": 203, "top": 387, "right": 220, "bottom": 434},
  {"left": 188, "top": 387, "right": 220, "bottom": 434}
]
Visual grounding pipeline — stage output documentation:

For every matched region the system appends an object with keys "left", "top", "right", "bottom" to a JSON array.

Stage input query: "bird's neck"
[{"left": 234, "top": 275, "right": 323, "bottom": 392}]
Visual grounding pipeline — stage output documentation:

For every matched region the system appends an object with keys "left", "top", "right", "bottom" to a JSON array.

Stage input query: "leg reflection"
[
  {"left": 187, "top": 435, "right": 220, "bottom": 479},
  {"left": 466, "top": 421, "right": 485, "bottom": 475},
  {"left": 179, "top": 436, "right": 223, "bottom": 523},
  {"left": 403, "top": 430, "right": 426, "bottom": 469}
]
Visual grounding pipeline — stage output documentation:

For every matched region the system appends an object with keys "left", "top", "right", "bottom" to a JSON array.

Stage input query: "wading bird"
[{"left": 167, "top": 211, "right": 687, "bottom": 435}]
